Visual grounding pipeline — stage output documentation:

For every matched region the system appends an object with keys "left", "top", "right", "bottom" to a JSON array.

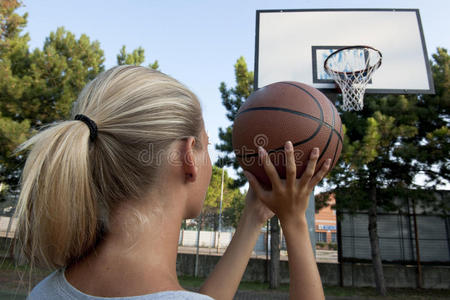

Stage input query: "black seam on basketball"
[
  {"left": 331, "top": 140, "right": 341, "bottom": 168},
  {"left": 318, "top": 99, "right": 335, "bottom": 161},
  {"left": 236, "top": 106, "right": 343, "bottom": 144},
  {"left": 278, "top": 82, "right": 324, "bottom": 122},
  {"left": 235, "top": 130, "right": 322, "bottom": 158},
  {"left": 278, "top": 81, "right": 345, "bottom": 145},
  {"left": 234, "top": 81, "right": 344, "bottom": 160},
  {"left": 236, "top": 81, "right": 324, "bottom": 122},
  {"left": 234, "top": 106, "right": 323, "bottom": 159}
]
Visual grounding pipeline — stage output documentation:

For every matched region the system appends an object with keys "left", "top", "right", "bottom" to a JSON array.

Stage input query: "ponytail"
[{"left": 14, "top": 121, "right": 98, "bottom": 268}]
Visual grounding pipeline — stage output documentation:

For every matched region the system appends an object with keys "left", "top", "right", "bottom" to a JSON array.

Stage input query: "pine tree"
[
  {"left": 117, "top": 45, "right": 159, "bottom": 70},
  {"left": 216, "top": 56, "right": 254, "bottom": 188},
  {"left": 0, "top": 0, "right": 31, "bottom": 191},
  {"left": 326, "top": 48, "right": 449, "bottom": 295},
  {"left": 0, "top": 1, "right": 105, "bottom": 191},
  {"left": 0, "top": 2, "right": 164, "bottom": 201}
]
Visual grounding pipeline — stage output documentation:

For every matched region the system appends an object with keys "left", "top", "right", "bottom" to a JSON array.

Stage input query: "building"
[{"left": 315, "top": 194, "right": 337, "bottom": 244}]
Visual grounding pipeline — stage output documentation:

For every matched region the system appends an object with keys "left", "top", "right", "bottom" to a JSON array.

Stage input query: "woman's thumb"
[{"left": 243, "top": 170, "right": 262, "bottom": 197}]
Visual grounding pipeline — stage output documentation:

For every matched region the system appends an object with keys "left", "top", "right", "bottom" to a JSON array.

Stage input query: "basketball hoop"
[{"left": 324, "top": 46, "right": 382, "bottom": 111}]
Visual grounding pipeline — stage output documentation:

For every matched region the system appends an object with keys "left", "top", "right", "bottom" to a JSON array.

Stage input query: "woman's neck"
[{"left": 65, "top": 192, "right": 187, "bottom": 297}]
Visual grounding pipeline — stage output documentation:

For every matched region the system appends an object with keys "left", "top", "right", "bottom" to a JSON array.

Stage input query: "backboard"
[{"left": 255, "top": 9, "right": 435, "bottom": 95}]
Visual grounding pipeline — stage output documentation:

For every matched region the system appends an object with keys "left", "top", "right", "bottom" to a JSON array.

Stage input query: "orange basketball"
[{"left": 232, "top": 81, "right": 343, "bottom": 188}]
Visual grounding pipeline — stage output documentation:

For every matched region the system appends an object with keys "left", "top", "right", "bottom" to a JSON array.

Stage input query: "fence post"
[
  {"left": 195, "top": 214, "right": 202, "bottom": 278},
  {"left": 336, "top": 208, "right": 344, "bottom": 287},
  {"left": 411, "top": 197, "right": 423, "bottom": 289}
]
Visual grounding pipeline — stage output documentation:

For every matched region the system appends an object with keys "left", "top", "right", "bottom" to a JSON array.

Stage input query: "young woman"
[{"left": 14, "top": 65, "right": 328, "bottom": 299}]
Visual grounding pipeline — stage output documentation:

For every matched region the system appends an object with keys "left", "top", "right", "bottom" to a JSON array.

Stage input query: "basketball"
[{"left": 232, "top": 81, "right": 343, "bottom": 188}]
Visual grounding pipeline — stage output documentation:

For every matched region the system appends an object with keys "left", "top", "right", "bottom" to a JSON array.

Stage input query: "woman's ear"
[{"left": 183, "top": 137, "right": 198, "bottom": 183}]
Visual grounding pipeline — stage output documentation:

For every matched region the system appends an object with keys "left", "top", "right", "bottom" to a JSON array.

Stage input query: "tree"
[
  {"left": 201, "top": 166, "right": 243, "bottom": 230},
  {"left": 117, "top": 45, "right": 159, "bottom": 70},
  {"left": 216, "top": 56, "right": 254, "bottom": 188},
  {"left": 216, "top": 56, "right": 282, "bottom": 288},
  {"left": 221, "top": 190, "right": 246, "bottom": 229},
  {"left": 0, "top": 11, "right": 105, "bottom": 189},
  {"left": 404, "top": 48, "right": 449, "bottom": 189},
  {"left": 0, "top": 0, "right": 33, "bottom": 192},
  {"left": 0, "top": 1, "right": 166, "bottom": 198},
  {"left": 325, "top": 48, "right": 449, "bottom": 295},
  {"left": 27, "top": 27, "right": 105, "bottom": 124}
]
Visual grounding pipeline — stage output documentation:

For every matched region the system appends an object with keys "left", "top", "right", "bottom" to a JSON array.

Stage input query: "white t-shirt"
[{"left": 28, "top": 269, "right": 215, "bottom": 300}]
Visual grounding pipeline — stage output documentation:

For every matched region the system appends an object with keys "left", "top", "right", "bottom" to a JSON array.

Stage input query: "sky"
[{"left": 17, "top": 0, "right": 450, "bottom": 190}]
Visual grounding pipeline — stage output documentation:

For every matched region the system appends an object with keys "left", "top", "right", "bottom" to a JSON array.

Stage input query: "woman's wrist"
[
  {"left": 241, "top": 207, "right": 267, "bottom": 229},
  {"left": 279, "top": 214, "right": 308, "bottom": 233}
]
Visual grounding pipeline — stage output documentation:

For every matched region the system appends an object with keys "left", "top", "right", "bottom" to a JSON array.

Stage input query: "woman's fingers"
[
  {"left": 298, "top": 148, "right": 320, "bottom": 187},
  {"left": 309, "top": 158, "right": 331, "bottom": 188},
  {"left": 285, "top": 141, "right": 297, "bottom": 188},
  {"left": 258, "top": 146, "right": 282, "bottom": 191}
]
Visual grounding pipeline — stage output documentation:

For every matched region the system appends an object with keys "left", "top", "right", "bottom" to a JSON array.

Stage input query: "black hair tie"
[{"left": 74, "top": 114, "right": 98, "bottom": 142}]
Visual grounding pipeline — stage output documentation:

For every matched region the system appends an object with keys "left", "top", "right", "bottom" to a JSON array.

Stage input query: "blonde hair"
[{"left": 13, "top": 65, "right": 204, "bottom": 269}]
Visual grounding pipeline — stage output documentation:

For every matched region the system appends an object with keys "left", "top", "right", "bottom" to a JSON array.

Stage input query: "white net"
[{"left": 324, "top": 46, "right": 382, "bottom": 111}]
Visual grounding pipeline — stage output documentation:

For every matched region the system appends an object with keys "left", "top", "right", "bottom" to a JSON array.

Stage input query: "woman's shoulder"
[
  {"left": 135, "top": 290, "right": 215, "bottom": 300},
  {"left": 28, "top": 269, "right": 66, "bottom": 299},
  {"left": 28, "top": 269, "right": 214, "bottom": 300}
]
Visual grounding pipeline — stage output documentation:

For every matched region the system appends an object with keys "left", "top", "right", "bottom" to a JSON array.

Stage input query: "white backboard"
[{"left": 255, "top": 9, "right": 434, "bottom": 94}]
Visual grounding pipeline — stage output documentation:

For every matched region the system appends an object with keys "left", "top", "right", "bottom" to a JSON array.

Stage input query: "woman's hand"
[
  {"left": 242, "top": 141, "right": 329, "bottom": 300},
  {"left": 243, "top": 141, "right": 330, "bottom": 225},
  {"left": 241, "top": 186, "right": 275, "bottom": 226}
]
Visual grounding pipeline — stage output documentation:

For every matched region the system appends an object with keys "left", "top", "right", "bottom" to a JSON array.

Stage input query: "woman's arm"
[
  {"left": 244, "top": 142, "right": 328, "bottom": 300},
  {"left": 281, "top": 217, "right": 324, "bottom": 299},
  {"left": 198, "top": 189, "right": 273, "bottom": 300}
]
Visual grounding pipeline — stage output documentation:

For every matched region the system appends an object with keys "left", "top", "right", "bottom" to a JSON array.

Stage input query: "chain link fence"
[{"left": 337, "top": 193, "right": 450, "bottom": 265}]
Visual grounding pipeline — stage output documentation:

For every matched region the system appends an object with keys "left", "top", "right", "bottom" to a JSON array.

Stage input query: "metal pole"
[
  {"left": 306, "top": 192, "right": 316, "bottom": 257},
  {"left": 217, "top": 167, "right": 224, "bottom": 253},
  {"left": 446, "top": 216, "right": 450, "bottom": 265},
  {"left": 336, "top": 206, "right": 344, "bottom": 287},
  {"left": 411, "top": 198, "right": 423, "bottom": 289},
  {"left": 219, "top": 167, "right": 224, "bottom": 232}
]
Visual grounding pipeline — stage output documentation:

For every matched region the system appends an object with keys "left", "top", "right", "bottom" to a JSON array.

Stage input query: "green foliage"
[
  {"left": 201, "top": 166, "right": 245, "bottom": 229},
  {"left": 203, "top": 165, "right": 235, "bottom": 211},
  {"left": 328, "top": 243, "right": 338, "bottom": 250},
  {"left": 117, "top": 45, "right": 159, "bottom": 70},
  {"left": 0, "top": 1, "right": 161, "bottom": 191},
  {"left": 222, "top": 190, "right": 246, "bottom": 229},
  {"left": 0, "top": 114, "right": 30, "bottom": 183},
  {"left": 315, "top": 193, "right": 328, "bottom": 212},
  {"left": 0, "top": 0, "right": 32, "bottom": 187},
  {"left": 27, "top": 27, "right": 105, "bottom": 123},
  {"left": 0, "top": 6, "right": 105, "bottom": 185},
  {"left": 216, "top": 56, "right": 254, "bottom": 188},
  {"left": 315, "top": 242, "right": 337, "bottom": 250},
  {"left": 327, "top": 48, "right": 449, "bottom": 214}
]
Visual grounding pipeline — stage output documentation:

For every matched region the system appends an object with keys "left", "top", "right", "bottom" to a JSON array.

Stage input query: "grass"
[
  {"left": 1, "top": 258, "right": 449, "bottom": 299},
  {"left": 179, "top": 275, "right": 290, "bottom": 292},
  {"left": 322, "top": 286, "right": 450, "bottom": 299},
  {"left": 179, "top": 275, "right": 450, "bottom": 299}
]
